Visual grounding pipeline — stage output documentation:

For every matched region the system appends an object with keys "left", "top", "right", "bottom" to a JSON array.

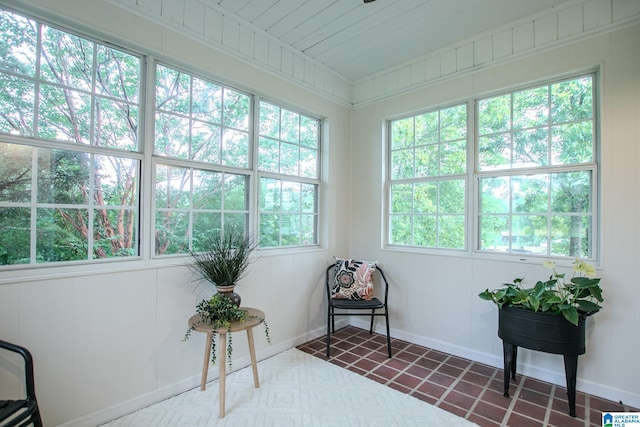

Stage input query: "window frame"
[
  {"left": 384, "top": 71, "right": 600, "bottom": 263},
  {"left": 473, "top": 72, "right": 599, "bottom": 262},
  {"left": 386, "top": 102, "right": 469, "bottom": 252},
  {"left": 256, "top": 97, "right": 322, "bottom": 249},
  {"left": 0, "top": 7, "right": 145, "bottom": 269}
]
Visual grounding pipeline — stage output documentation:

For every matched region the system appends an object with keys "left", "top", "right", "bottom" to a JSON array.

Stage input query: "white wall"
[
  {"left": 350, "top": 22, "right": 640, "bottom": 408},
  {"left": 0, "top": 1, "right": 352, "bottom": 426}
]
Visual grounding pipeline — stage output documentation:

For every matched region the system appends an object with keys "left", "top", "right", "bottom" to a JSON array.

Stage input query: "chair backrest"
[
  {"left": 325, "top": 262, "right": 390, "bottom": 303},
  {"left": 0, "top": 340, "right": 37, "bottom": 401}
]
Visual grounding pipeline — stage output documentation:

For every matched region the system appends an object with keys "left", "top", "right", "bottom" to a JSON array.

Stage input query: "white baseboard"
[{"left": 57, "top": 322, "right": 342, "bottom": 427}]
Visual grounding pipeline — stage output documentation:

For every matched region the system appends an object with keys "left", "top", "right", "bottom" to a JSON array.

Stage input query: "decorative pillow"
[{"left": 331, "top": 258, "right": 377, "bottom": 300}]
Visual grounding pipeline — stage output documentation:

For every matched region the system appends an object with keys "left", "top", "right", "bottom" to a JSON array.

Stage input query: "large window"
[
  {"left": 0, "top": 7, "right": 322, "bottom": 269},
  {"left": 153, "top": 64, "right": 251, "bottom": 255},
  {"left": 388, "top": 104, "right": 467, "bottom": 249},
  {"left": 477, "top": 75, "right": 596, "bottom": 259},
  {"left": 258, "top": 100, "right": 320, "bottom": 247},
  {"left": 387, "top": 74, "right": 597, "bottom": 260},
  {"left": 0, "top": 9, "right": 141, "bottom": 265}
]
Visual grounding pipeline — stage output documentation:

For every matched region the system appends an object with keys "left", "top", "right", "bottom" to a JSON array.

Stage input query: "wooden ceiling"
[{"left": 210, "top": 0, "right": 577, "bottom": 80}]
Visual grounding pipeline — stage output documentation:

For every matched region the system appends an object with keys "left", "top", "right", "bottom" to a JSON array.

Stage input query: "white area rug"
[{"left": 102, "top": 348, "right": 477, "bottom": 426}]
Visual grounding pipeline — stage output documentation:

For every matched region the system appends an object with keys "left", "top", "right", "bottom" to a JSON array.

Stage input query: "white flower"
[{"left": 543, "top": 260, "right": 556, "bottom": 269}]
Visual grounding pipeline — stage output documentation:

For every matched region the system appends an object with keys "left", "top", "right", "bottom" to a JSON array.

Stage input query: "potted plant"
[
  {"left": 184, "top": 227, "right": 269, "bottom": 369},
  {"left": 478, "top": 259, "right": 603, "bottom": 326},
  {"left": 478, "top": 258, "right": 604, "bottom": 417},
  {"left": 189, "top": 226, "right": 259, "bottom": 306}
]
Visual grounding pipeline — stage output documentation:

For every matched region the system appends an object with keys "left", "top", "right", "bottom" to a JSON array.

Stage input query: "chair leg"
[
  {"left": 331, "top": 309, "right": 335, "bottom": 333},
  {"left": 369, "top": 309, "right": 375, "bottom": 333},
  {"left": 326, "top": 307, "right": 332, "bottom": 358},
  {"left": 385, "top": 310, "right": 392, "bottom": 358}
]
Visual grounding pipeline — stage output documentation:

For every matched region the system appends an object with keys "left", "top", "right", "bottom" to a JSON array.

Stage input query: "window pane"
[
  {"left": 513, "top": 128, "right": 548, "bottom": 168},
  {"left": 259, "top": 102, "right": 279, "bottom": 138},
  {"left": 413, "top": 182, "right": 436, "bottom": 214},
  {"left": 415, "top": 145, "right": 438, "bottom": 177},
  {"left": 37, "top": 149, "right": 90, "bottom": 204},
  {"left": 388, "top": 103, "right": 467, "bottom": 249},
  {"left": 390, "top": 183, "right": 412, "bottom": 214},
  {"left": 281, "top": 109, "right": 299, "bottom": 143},
  {"left": 95, "top": 98, "right": 138, "bottom": 150},
  {"left": 40, "top": 26, "right": 93, "bottom": 91},
  {"left": 0, "top": 11, "right": 37, "bottom": 77},
  {"left": 0, "top": 143, "right": 33, "bottom": 202},
  {"left": 223, "top": 88, "right": 249, "bottom": 130},
  {"left": 478, "top": 94, "right": 510, "bottom": 134},
  {"left": 155, "top": 113, "right": 189, "bottom": 158},
  {"left": 440, "top": 215, "right": 464, "bottom": 249},
  {"left": 480, "top": 177, "right": 509, "bottom": 214},
  {"left": 221, "top": 128, "right": 248, "bottom": 168},
  {"left": 478, "top": 134, "right": 510, "bottom": 171},
  {"left": 391, "top": 148, "right": 414, "bottom": 180},
  {"left": 513, "top": 86, "right": 548, "bottom": 129},
  {"left": 192, "top": 77, "right": 221, "bottom": 122},
  {"left": 155, "top": 164, "right": 191, "bottom": 210},
  {"left": 390, "top": 214, "right": 412, "bottom": 245},
  {"left": 192, "top": 212, "right": 221, "bottom": 252},
  {"left": 414, "top": 215, "right": 436, "bottom": 246},
  {"left": 191, "top": 120, "right": 221, "bottom": 163},
  {"left": 95, "top": 46, "right": 140, "bottom": 102},
  {"left": 93, "top": 208, "right": 137, "bottom": 258},
  {"left": 551, "top": 171, "right": 591, "bottom": 213},
  {"left": 391, "top": 117, "right": 414, "bottom": 149},
  {"left": 39, "top": 84, "right": 91, "bottom": 144},
  {"left": 440, "top": 180, "right": 465, "bottom": 213},
  {"left": 0, "top": 207, "right": 30, "bottom": 265},
  {"left": 441, "top": 140, "right": 466, "bottom": 174},
  {"left": 155, "top": 211, "right": 189, "bottom": 255},
  {"left": 155, "top": 65, "right": 190, "bottom": 114},
  {"left": 551, "top": 121, "right": 593, "bottom": 164},
  {"left": 512, "top": 175, "right": 548, "bottom": 213},
  {"left": 551, "top": 77, "right": 592, "bottom": 123},
  {"left": 36, "top": 207, "right": 88, "bottom": 262},
  {"left": 259, "top": 177, "right": 316, "bottom": 247},
  {"left": 415, "top": 112, "right": 438, "bottom": 144},
  {"left": 193, "top": 169, "right": 222, "bottom": 209},
  {"left": 258, "top": 137, "right": 279, "bottom": 172},
  {"left": 300, "top": 116, "right": 318, "bottom": 148},
  {"left": 280, "top": 142, "right": 298, "bottom": 175},
  {"left": 223, "top": 174, "right": 247, "bottom": 211},
  {"left": 0, "top": 75, "right": 35, "bottom": 136}
]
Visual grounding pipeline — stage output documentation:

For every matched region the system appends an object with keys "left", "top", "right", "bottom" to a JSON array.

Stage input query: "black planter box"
[{"left": 498, "top": 305, "right": 587, "bottom": 417}]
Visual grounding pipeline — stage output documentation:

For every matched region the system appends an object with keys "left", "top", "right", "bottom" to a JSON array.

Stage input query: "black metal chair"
[
  {"left": 325, "top": 263, "right": 392, "bottom": 358},
  {"left": 0, "top": 340, "right": 43, "bottom": 427}
]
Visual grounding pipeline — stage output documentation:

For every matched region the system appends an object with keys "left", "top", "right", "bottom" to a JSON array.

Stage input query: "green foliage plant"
[
  {"left": 183, "top": 294, "right": 271, "bottom": 369},
  {"left": 479, "top": 259, "right": 603, "bottom": 326},
  {"left": 189, "top": 227, "right": 259, "bottom": 289}
]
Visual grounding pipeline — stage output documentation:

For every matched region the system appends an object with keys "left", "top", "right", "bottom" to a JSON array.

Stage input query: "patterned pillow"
[{"left": 331, "top": 258, "right": 377, "bottom": 300}]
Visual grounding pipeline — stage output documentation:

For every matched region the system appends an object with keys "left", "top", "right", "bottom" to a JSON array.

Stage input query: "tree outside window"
[
  {"left": 388, "top": 104, "right": 467, "bottom": 249},
  {"left": 0, "top": 9, "right": 140, "bottom": 266},
  {"left": 477, "top": 75, "right": 596, "bottom": 259},
  {"left": 258, "top": 100, "right": 320, "bottom": 247}
]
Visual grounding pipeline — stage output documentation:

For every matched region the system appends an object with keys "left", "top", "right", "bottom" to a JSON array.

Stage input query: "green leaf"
[
  {"left": 576, "top": 300, "right": 601, "bottom": 313},
  {"left": 561, "top": 306, "right": 579, "bottom": 326}
]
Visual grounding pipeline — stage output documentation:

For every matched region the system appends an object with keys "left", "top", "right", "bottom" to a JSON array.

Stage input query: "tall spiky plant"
[{"left": 189, "top": 227, "right": 259, "bottom": 288}]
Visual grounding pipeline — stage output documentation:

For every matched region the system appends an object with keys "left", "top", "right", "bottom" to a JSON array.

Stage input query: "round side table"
[{"left": 187, "top": 307, "right": 264, "bottom": 418}]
